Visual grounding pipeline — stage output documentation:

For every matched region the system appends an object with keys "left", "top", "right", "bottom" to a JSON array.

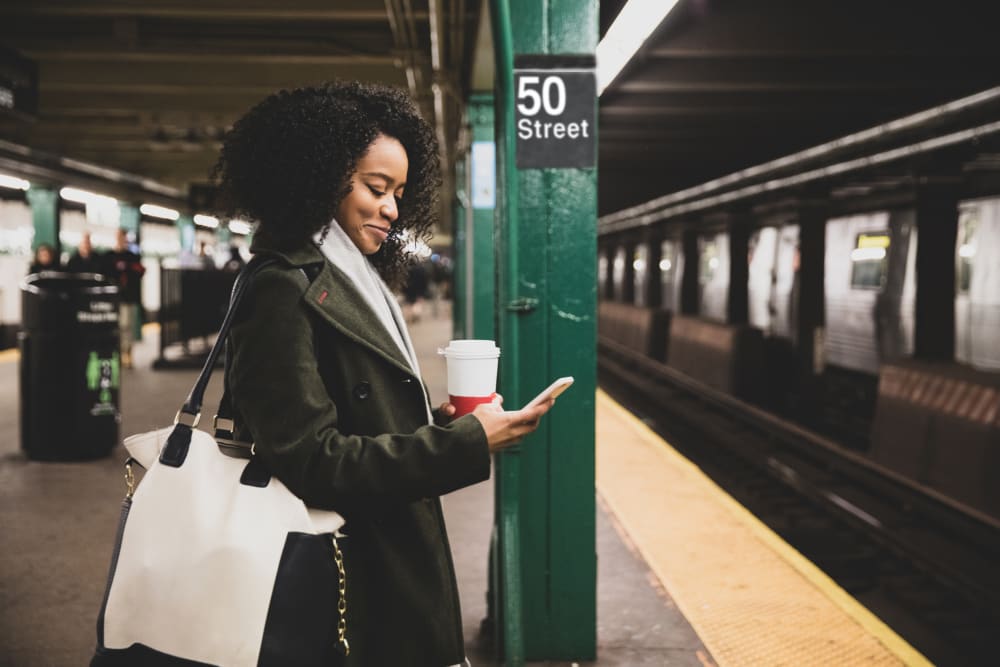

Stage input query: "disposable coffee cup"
[{"left": 438, "top": 340, "right": 501, "bottom": 417}]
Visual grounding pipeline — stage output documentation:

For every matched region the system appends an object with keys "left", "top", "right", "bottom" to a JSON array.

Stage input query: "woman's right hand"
[{"left": 471, "top": 394, "right": 555, "bottom": 453}]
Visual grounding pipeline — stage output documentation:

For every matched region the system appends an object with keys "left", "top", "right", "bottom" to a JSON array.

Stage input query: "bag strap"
[
  {"left": 159, "top": 255, "right": 278, "bottom": 467},
  {"left": 213, "top": 263, "right": 323, "bottom": 458}
]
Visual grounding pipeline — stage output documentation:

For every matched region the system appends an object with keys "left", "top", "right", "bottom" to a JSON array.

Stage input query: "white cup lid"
[{"left": 438, "top": 339, "right": 500, "bottom": 359}]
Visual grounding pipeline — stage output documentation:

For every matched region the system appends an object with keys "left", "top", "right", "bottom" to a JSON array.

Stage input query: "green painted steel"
[
  {"left": 176, "top": 214, "right": 195, "bottom": 253},
  {"left": 452, "top": 154, "right": 468, "bottom": 339},
  {"left": 489, "top": 0, "right": 525, "bottom": 662},
  {"left": 119, "top": 204, "right": 140, "bottom": 233},
  {"left": 469, "top": 94, "right": 496, "bottom": 340},
  {"left": 26, "top": 187, "right": 58, "bottom": 252},
  {"left": 489, "top": 0, "right": 597, "bottom": 662}
]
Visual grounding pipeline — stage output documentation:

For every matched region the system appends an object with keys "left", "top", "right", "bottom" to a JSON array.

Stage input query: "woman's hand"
[{"left": 471, "top": 394, "right": 555, "bottom": 453}]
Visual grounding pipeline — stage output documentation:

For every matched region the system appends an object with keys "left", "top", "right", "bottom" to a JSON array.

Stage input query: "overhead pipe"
[
  {"left": 600, "top": 118, "right": 1000, "bottom": 233},
  {"left": 600, "top": 85, "right": 1000, "bottom": 229}
]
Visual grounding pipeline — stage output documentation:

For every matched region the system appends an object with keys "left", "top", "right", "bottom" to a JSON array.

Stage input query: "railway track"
[{"left": 598, "top": 341, "right": 1000, "bottom": 666}]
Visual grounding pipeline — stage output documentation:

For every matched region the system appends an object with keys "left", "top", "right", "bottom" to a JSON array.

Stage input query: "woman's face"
[{"left": 336, "top": 134, "right": 408, "bottom": 255}]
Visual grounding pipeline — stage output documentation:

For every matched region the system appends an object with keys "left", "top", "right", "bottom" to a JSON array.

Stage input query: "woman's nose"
[{"left": 380, "top": 199, "right": 398, "bottom": 222}]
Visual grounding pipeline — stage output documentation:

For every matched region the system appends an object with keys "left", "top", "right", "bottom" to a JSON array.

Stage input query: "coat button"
[{"left": 353, "top": 381, "right": 371, "bottom": 400}]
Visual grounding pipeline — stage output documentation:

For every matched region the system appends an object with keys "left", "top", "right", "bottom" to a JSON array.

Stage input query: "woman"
[{"left": 216, "top": 82, "right": 553, "bottom": 665}]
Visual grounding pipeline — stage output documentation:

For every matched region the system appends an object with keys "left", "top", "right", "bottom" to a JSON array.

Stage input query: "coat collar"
[{"left": 251, "top": 240, "right": 416, "bottom": 378}]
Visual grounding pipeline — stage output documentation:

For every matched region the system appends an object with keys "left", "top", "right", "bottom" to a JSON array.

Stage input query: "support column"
[
  {"left": 680, "top": 228, "right": 699, "bottom": 315},
  {"left": 914, "top": 182, "right": 959, "bottom": 361},
  {"left": 469, "top": 95, "right": 496, "bottom": 340},
  {"left": 453, "top": 153, "right": 469, "bottom": 339},
  {"left": 727, "top": 217, "right": 750, "bottom": 325},
  {"left": 177, "top": 214, "right": 195, "bottom": 254},
  {"left": 644, "top": 231, "right": 662, "bottom": 310},
  {"left": 490, "top": 0, "right": 597, "bottom": 662},
  {"left": 26, "top": 187, "right": 59, "bottom": 254}
]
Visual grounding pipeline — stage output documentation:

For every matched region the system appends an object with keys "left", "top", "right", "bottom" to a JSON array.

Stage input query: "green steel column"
[
  {"left": 26, "top": 187, "right": 59, "bottom": 253},
  {"left": 453, "top": 154, "right": 468, "bottom": 339},
  {"left": 469, "top": 94, "right": 496, "bottom": 340},
  {"left": 177, "top": 214, "right": 195, "bottom": 253},
  {"left": 490, "top": 0, "right": 597, "bottom": 662},
  {"left": 119, "top": 204, "right": 140, "bottom": 235}
]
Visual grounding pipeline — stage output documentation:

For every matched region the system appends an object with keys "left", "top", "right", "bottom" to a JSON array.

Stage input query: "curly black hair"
[{"left": 213, "top": 81, "right": 441, "bottom": 288}]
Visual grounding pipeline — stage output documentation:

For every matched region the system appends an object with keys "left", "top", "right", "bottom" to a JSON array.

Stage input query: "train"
[{"left": 598, "top": 191, "right": 1000, "bottom": 523}]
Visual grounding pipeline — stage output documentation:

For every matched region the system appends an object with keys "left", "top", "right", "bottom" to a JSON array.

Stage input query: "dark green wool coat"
[{"left": 227, "top": 241, "right": 490, "bottom": 666}]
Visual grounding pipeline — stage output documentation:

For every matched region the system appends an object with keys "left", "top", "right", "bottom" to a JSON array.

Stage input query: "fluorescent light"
[
  {"left": 959, "top": 243, "right": 976, "bottom": 258},
  {"left": 597, "top": 0, "right": 681, "bottom": 95},
  {"left": 140, "top": 203, "right": 180, "bottom": 221},
  {"left": 659, "top": 258, "right": 672, "bottom": 272},
  {"left": 61, "top": 186, "right": 117, "bottom": 207},
  {"left": 0, "top": 173, "right": 30, "bottom": 191},
  {"left": 228, "top": 219, "right": 252, "bottom": 235},
  {"left": 194, "top": 214, "right": 219, "bottom": 229},
  {"left": 851, "top": 247, "right": 886, "bottom": 262},
  {"left": 632, "top": 258, "right": 646, "bottom": 272}
]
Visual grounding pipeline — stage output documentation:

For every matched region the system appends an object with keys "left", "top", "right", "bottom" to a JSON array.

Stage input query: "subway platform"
[{"left": 0, "top": 303, "right": 924, "bottom": 666}]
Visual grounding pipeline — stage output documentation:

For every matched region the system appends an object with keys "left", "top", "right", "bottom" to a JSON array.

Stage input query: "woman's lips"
[{"left": 365, "top": 224, "right": 390, "bottom": 241}]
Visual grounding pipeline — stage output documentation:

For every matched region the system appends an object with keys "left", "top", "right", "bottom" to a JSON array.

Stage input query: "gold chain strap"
[
  {"left": 124, "top": 459, "right": 136, "bottom": 499},
  {"left": 332, "top": 535, "right": 350, "bottom": 656}
]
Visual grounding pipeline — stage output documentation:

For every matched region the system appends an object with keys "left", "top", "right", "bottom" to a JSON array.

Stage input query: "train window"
[
  {"left": 597, "top": 252, "right": 609, "bottom": 299},
  {"left": 612, "top": 246, "right": 627, "bottom": 301},
  {"left": 698, "top": 232, "right": 730, "bottom": 322},
  {"left": 660, "top": 239, "right": 682, "bottom": 312},
  {"left": 850, "top": 231, "right": 890, "bottom": 289},
  {"left": 633, "top": 244, "right": 648, "bottom": 306},
  {"left": 956, "top": 209, "right": 977, "bottom": 294},
  {"left": 955, "top": 198, "right": 1000, "bottom": 371}
]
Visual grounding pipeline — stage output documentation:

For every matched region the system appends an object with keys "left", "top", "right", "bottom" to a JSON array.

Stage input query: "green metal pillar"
[
  {"left": 453, "top": 95, "right": 497, "bottom": 341},
  {"left": 26, "top": 187, "right": 59, "bottom": 253},
  {"left": 489, "top": 0, "right": 597, "bottom": 662},
  {"left": 119, "top": 204, "right": 140, "bottom": 235},
  {"left": 453, "top": 154, "right": 469, "bottom": 339},
  {"left": 468, "top": 94, "right": 496, "bottom": 340},
  {"left": 177, "top": 214, "right": 195, "bottom": 254}
]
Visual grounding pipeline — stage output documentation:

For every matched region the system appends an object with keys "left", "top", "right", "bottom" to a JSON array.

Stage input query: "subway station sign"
[{"left": 514, "top": 55, "right": 596, "bottom": 169}]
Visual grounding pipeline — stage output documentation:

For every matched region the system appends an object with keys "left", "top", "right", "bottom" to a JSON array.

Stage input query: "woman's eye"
[{"left": 367, "top": 185, "right": 386, "bottom": 197}]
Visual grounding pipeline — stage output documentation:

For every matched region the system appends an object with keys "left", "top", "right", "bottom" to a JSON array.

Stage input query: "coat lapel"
[{"left": 302, "top": 260, "right": 416, "bottom": 379}]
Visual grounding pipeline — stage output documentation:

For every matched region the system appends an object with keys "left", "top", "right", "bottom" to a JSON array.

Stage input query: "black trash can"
[{"left": 20, "top": 271, "right": 121, "bottom": 460}]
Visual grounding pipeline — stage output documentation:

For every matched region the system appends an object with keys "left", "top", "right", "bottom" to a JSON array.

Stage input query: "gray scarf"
[{"left": 315, "top": 221, "right": 433, "bottom": 425}]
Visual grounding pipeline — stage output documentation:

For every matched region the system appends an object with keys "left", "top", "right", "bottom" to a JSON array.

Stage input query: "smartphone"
[{"left": 523, "top": 376, "right": 574, "bottom": 410}]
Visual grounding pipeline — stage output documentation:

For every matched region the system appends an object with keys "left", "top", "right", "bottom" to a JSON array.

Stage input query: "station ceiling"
[
  {"left": 0, "top": 0, "right": 481, "bottom": 211},
  {"left": 3, "top": 0, "right": 1000, "bottom": 223},
  {"left": 597, "top": 0, "right": 1000, "bottom": 216}
]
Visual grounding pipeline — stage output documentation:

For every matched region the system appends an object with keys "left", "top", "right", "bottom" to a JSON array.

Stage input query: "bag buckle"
[{"left": 174, "top": 410, "right": 201, "bottom": 428}]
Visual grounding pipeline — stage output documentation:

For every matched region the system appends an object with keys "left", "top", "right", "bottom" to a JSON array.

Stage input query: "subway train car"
[{"left": 597, "top": 187, "right": 1000, "bottom": 522}]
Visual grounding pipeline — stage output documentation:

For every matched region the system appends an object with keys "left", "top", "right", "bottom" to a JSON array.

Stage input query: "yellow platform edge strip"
[{"left": 596, "top": 388, "right": 932, "bottom": 667}]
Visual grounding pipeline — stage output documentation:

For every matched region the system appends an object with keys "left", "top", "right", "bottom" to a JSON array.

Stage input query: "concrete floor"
[{"left": 0, "top": 301, "right": 706, "bottom": 666}]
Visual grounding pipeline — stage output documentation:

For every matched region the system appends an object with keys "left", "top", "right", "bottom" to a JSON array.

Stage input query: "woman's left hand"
[{"left": 436, "top": 402, "right": 457, "bottom": 423}]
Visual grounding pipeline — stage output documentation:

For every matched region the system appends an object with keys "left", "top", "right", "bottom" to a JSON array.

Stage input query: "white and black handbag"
[{"left": 92, "top": 257, "right": 350, "bottom": 666}]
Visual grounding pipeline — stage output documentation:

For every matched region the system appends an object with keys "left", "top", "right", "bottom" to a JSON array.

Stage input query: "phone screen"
[{"left": 524, "top": 376, "right": 574, "bottom": 410}]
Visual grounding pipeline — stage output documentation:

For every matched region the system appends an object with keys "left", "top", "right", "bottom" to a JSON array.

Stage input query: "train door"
[
  {"left": 824, "top": 211, "right": 915, "bottom": 374},
  {"left": 633, "top": 243, "right": 648, "bottom": 306},
  {"left": 698, "top": 231, "right": 729, "bottom": 322},
  {"left": 611, "top": 245, "right": 627, "bottom": 302},
  {"left": 659, "top": 238, "right": 683, "bottom": 312},
  {"left": 956, "top": 197, "right": 1000, "bottom": 370},
  {"left": 748, "top": 224, "right": 800, "bottom": 340}
]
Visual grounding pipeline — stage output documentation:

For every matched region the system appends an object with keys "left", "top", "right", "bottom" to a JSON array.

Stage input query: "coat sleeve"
[{"left": 228, "top": 268, "right": 491, "bottom": 510}]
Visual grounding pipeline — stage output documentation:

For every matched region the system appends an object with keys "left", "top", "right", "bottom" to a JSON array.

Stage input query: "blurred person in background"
[
  {"left": 67, "top": 232, "right": 103, "bottom": 274},
  {"left": 28, "top": 243, "right": 60, "bottom": 274},
  {"left": 103, "top": 228, "right": 145, "bottom": 368}
]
